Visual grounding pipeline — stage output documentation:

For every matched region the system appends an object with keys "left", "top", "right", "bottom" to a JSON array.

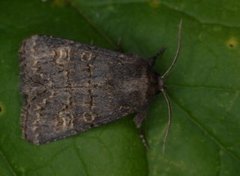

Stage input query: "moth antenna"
[
  {"left": 160, "top": 89, "right": 172, "bottom": 154},
  {"left": 158, "top": 19, "right": 182, "bottom": 153},
  {"left": 161, "top": 19, "right": 182, "bottom": 79}
]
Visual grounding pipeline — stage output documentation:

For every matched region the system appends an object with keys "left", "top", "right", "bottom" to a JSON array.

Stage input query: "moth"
[{"left": 19, "top": 20, "right": 182, "bottom": 147}]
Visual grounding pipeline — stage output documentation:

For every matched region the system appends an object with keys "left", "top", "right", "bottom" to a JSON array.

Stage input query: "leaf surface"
[{"left": 0, "top": 0, "right": 239, "bottom": 175}]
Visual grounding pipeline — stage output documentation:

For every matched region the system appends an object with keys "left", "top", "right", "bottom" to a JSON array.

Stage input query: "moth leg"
[
  {"left": 134, "top": 111, "right": 146, "bottom": 128},
  {"left": 139, "top": 127, "right": 149, "bottom": 149},
  {"left": 134, "top": 112, "right": 149, "bottom": 149},
  {"left": 148, "top": 47, "right": 166, "bottom": 66}
]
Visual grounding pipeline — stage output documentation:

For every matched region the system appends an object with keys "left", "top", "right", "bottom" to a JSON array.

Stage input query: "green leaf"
[{"left": 0, "top": 0, "right": 240, "bottom": 176}]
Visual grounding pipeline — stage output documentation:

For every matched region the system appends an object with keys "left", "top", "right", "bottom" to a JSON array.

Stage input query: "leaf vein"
[
  {"left": 0, "top": 148, "right": 17, "bottom": 176},
  {"left": 171, "top": 95, "right": 240, "bottom": 162}
]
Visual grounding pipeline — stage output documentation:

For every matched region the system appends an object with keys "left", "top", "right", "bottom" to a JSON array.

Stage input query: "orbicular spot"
[
  {"left": 226, "top": 37, "right": 238, "bottom": 49},
  {"left": 80, "top": 51, "right": 95, "bottom": 62},
  {"left": 82, "top": 112, "right": 96, "bottom": 123}
]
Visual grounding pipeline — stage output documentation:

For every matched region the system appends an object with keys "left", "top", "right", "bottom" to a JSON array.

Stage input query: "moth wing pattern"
[{"left": 19, "top": 35, "right": 158, "bottom": 144}]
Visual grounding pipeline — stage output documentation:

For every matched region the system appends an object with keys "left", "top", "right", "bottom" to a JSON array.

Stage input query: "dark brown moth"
[{"left": 19, "top": 20, "right": 182, "bottom": 146}]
